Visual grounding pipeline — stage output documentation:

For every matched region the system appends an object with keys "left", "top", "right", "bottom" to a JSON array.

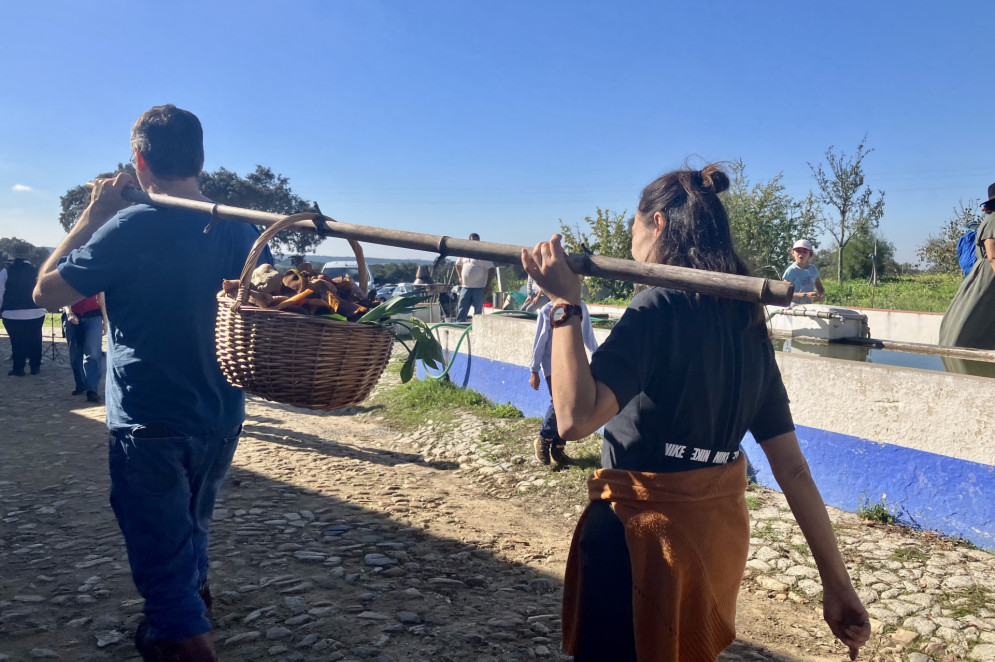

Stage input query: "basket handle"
[{"left": 233, "top": 212, "right": 370, "bottom": 309}]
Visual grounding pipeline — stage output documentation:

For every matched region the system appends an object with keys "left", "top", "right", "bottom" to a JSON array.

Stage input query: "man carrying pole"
[{"left": 34, "top": 104, "right": 269, "bottom": 662}]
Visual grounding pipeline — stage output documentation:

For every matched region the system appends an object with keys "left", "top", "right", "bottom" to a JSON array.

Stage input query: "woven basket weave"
[{"left": 216, "top": 212, "right": 394, "bottom": 411}]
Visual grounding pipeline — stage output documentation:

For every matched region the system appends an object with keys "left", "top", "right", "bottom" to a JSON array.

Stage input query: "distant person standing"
[
  {"left": 63, "top": 293, "right": 107, "bottom": 402},
  {"left": 0, "top": 244, "right": 46, "bottom": 376},
  {"left": 940, "top": 184, "right": 995, "bottom": 350},
  {"left": 521, "top": 274, "right": 549, "bottom": 312},
  {"left": 782, "top": 239, "right": 825, "bottom": 304},
  {"left": 455, "top": 233, "right": 496, "bottom": 322}
]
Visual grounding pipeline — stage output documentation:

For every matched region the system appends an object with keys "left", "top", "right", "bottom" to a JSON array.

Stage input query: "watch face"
[{"left": 551, "top": 306, "right": 566, "bottom": 321}]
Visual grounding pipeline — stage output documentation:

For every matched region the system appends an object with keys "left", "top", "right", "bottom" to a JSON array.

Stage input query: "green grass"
[
  {"left": 371, "top": 374, "right": 523, "bottom": 427},
  {"left": 756, "top": 520, "right": 782, "bottom": 542},
  {"left": 889, "top": 547, "right": 929, "bottom": 563},
  {"left": 938, "top": 585, "right": 993, "bottom": 619},
  {"left": 856, "top": 494, "right": 898, "bottom": 524},
  {"left": 822, "top": 273, "right": 961, "bottom": 312},
  {"left": 745, "top": 495, "right": 760, "bottom": 511},
  {"left": 586, "top": 273, "right": 960, "bottom": 313}
]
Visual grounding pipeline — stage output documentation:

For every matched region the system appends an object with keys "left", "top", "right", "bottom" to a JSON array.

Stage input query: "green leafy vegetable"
[{"left": 357, "top": 294, "right": 431, "bottom": 324}]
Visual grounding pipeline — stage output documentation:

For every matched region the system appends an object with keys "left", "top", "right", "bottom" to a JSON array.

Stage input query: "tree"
[
  {"left": 370, "top": 262, "right": 421, "bottom": 284},
  {"left": 916, "top": 200, "right": 982, "bottom": 274},
  {"left": 58, "top": 164, "right": 322, "bottom": 259},
  {"left": 723, "top": 160, "right": 819, "bottom": 279},
  {"left": 808, "top": 138, "right": 886, "bottom": 281},
  {"left": 0, "top": 238, "right": 49, "bottom": 265},
  {"left": 59, "top": 163, "right": 136, "bottom": 233},
  {"left": 813, "top": 229, "right": 896, "bottom": 280},
  {"left": 199, "top": 166, "right": 322, "bottom": 258},
  {"left": 558, "top": 208, "right": 633, "bottom": 299}
]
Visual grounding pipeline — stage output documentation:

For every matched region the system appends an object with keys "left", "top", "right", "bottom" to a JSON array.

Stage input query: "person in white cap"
[{"left": 782, "top": 239, "right": 825, "bottom": 304}]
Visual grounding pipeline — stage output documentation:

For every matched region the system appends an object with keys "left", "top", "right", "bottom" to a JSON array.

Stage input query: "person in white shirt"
[{"left": 454, "top": 233, "right": 496, "bottom": 322}]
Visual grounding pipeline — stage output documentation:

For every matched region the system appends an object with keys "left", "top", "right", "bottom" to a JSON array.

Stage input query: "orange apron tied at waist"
[{"left": 562, "top": 454, "right": 750, "bottom": 662}]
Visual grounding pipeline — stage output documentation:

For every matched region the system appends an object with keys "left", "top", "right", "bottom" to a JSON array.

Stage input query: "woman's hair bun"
[{"left": 699, "top": 163, "right": 730, "bottom": 195}]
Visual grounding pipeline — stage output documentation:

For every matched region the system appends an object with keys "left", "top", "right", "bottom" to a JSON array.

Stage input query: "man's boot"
[
  {"left": 139, "top": 632, "right": 217, "bottom": 662},
  {"left": 550, "top": 444, "right": 575, "bottom": 467},
  {"left": 534, "top": 437, "right": 551, "bottom": 465}
]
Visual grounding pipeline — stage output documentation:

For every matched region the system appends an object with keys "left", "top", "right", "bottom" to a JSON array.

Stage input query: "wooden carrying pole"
[{"left": 111, "top": 187, "right": 795, "bottom": 306}]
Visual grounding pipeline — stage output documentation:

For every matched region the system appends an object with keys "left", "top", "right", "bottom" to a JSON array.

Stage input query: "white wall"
[{"left": 459, "top": 315, "right": 994, "bottom": 467}]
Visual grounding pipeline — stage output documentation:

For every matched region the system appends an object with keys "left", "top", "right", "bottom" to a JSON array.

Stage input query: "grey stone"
[
  {"left": 971, "top": 644, "right": 995, "bottom": 662},
  {"left": 755, "top": 576, "right": 789, "bottom": 592},
  {"left": 96, "top": 630, "right": 127, "bottom": 647},
  {"left": 266, "top": 626, "right": 293, "bottom": 640},
  {"left": 890, "top": 628, "right": 919, "bottom": 645},
  {"left": 364, "top": 553, "right": 395, "bottom": 567},
  {"left": 224, "top": 631, "right": 262, "bottom": 645},
  {"left": 356, "top": 611, "right": 389, "bottom": 620},
  {"left": 903, "top": 616, "right": 937, "bottom": 637}
]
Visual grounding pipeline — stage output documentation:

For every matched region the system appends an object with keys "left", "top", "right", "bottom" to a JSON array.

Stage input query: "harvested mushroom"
[{"left": 250, "top": 264, "right": 284, "bottom": 295}]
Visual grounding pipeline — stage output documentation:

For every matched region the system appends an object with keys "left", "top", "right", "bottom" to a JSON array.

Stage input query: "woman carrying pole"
[{"left": 521, "top": 164, "right": 870, "bottom": 662}]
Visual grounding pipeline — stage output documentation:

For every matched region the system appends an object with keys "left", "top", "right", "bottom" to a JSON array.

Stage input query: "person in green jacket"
[{"left": 939, "top": 184, "right": 995, "bottom": 351}]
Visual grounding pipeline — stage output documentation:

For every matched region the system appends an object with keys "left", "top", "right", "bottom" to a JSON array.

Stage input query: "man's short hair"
[
  {"left": 131, "top": 105, "right": 205, "bottom": 179},
  {"left": 468, "top": 233, "right": 480, "bottom": 240}
]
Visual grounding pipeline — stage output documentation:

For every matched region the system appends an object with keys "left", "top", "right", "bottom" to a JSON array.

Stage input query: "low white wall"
[
  {"left": 851, "top": 308, "right": 944, "bottom": 345},
  {"left": 777, "top": 352, "right": 994, "bottom": 467},
  {"left": 593, "top": 303, "right": 944, "bottom": 345},
  {"left": 457, "top": 315, "right": 993, "bottom": 466}
]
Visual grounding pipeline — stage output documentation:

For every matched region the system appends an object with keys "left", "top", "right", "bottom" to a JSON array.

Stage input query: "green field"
[
  {"left": 580, "top": 273, "right": 963, "bottom": 314},
  {"left": 822, "top": 273, "right": 961, "bottom": 313}
]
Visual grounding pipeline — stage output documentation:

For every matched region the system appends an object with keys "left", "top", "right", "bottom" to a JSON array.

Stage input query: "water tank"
[{"left": 767, "top": 305, "right": 869, "bottom": 340}]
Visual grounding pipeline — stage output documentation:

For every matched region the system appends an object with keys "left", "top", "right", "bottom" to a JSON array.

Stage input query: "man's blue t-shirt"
[
  {"left": 59, "top": 204, "right": 268, "bottom": 436},
  {"left": 782, "top": 263, "right": 820, "bottom": 303}
]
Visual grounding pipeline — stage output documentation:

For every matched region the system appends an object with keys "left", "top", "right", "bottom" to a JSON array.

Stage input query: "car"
[
  {"left": 376, "top": 285, "right": 396, "bottom": 299},
  {"left": 320, "top": 261, "right": 373, "bottom": 287},
  {"left": 392, "top": 282, "right": 417, "bottom": 296}
]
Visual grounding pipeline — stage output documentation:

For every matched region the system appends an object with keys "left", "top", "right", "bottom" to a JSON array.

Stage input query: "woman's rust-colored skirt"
[{"left": 562, "top": 455, "right": 750, "bottom": 662}]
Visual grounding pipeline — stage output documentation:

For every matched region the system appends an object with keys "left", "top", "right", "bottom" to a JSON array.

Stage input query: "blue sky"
[{"left": 2, "top": 0, "right": 993, "bottom": 265}]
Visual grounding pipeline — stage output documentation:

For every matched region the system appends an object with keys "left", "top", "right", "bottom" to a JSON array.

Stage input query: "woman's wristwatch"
[{"left": 550, "top": 303, "right": 582, "bottom": 328}]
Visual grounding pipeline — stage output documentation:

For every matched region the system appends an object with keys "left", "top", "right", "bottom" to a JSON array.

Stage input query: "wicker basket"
[{"left": 216, "top": 212, "right": 394, "bottom": 411}]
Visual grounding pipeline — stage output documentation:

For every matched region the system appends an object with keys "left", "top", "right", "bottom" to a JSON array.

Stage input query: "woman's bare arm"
[{"left": 760, "top": 431, "right": 871, "bottom": 659}]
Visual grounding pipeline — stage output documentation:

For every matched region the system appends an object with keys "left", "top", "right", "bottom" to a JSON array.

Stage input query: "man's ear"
[
  {"left": 134, "top": 151, "right": 147, "bottom": 173},
  {"left": 652, "top": 211, "right": 667, "bottom": 236}
]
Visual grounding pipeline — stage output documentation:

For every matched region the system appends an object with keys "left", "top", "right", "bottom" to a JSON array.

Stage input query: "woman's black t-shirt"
[{"left": 589, "top": 287, "right": 794, "bottom": 473}]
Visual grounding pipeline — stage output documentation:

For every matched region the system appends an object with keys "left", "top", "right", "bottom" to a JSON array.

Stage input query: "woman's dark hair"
[
  {"left": 131, "top": 104, "right": 205, "bottom": 180},
  {"left": 637, "top": 163, "right": 764, "bottom": 332}
]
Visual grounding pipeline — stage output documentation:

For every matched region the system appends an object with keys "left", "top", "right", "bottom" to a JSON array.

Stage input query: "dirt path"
[{"left": 1, "top": 334, "right": 992, "bottom": 662}]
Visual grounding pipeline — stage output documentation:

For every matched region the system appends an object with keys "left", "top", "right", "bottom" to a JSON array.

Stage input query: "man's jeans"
[
  {"left": 65, "top": 315, "right": 103, "bottom": 391},
  {"left": 109, "top": 426, "right": 240, "bottom": 642},
  {"left": 456, "top": 287, "right": 486, "bottom": 322}
]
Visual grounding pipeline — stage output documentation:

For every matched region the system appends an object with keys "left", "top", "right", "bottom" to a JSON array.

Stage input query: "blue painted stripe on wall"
[
  {"left": 742, "top": 429, "right": 994, "bottom": 549},
  {"left": 419, "top": 352, "right": 995, "bottom": 549}
]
